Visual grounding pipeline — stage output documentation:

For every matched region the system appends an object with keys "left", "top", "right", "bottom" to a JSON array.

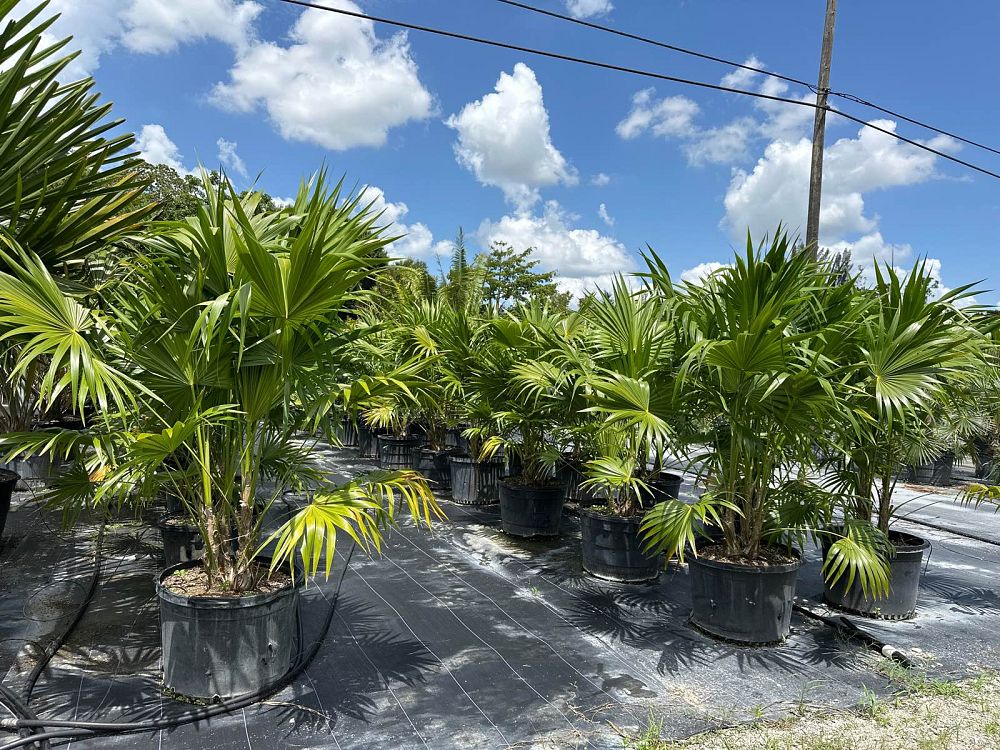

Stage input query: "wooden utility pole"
[{"left": 805, "top": 0, "right": 838, "bottom": 259}]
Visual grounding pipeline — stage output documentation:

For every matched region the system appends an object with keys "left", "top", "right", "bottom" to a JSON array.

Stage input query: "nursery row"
[{"left": 2, "top": 0, "right": 1000, "bottom": 714}]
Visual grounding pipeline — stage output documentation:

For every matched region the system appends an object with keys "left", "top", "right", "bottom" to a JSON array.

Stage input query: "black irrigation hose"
[
  {"left": 0, "top": 543, "right": 357, "bottom": 750},
  {"left": 21, "top": 524, "right": 106, "bottom": 705},
  {"left": 793, "top": 604, "right": 914, "bottom": 668},
  {"left": 0, "top": 686, "right": 48, "bottom": 750}
]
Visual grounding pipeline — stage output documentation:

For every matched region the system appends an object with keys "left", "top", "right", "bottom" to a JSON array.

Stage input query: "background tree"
[{"left": 475, "top": 240, "right": 571, "bottom": 313}]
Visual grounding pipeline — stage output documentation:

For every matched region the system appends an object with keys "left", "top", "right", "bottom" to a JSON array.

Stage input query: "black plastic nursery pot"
[
  {"left": 157, "top": 516, "right": 205, "bottom": 567},
  {"left": 580, "top": 507, "right": 662, "bottom": 582},
  {"left": 905, "top": 452, "right": 954, "bottom": 486},
  {"left": 357, "top": 422, "right": 380, "bottom": 459},
  {"left": 0, "top": 469, "right": 18, "bottom": 540},
  {"left": 688, "top": 548, "right": 802, "bottom": 644},
  {"left": 377, "top": 435, "right": 423, "bottom": 470},
  {"left": 339, "top": 417, "right": 359, "bottom": 448},
  {"left": 823, "top": 528, "right": 930, "bottom": 620},
  {"left": 449, "top": 455, "right": 505, "bottom": 505},
  {"left": 157, "top": 560, "right": 300, "bottom": 699},
  {"left": 638, "top": 472, "right": 683, "bottom": 508},
  {"left": 498, "top": 479, "right": 565, "bottom": 537},
  {"left": 1, "top": 453, "right": 53, "bottom": 489},
  {"left": 444, "top": 426, "right": 471, "bottom": 454},
  {"left": 413, "top": 447, "right": 453, "bottom": 490}
]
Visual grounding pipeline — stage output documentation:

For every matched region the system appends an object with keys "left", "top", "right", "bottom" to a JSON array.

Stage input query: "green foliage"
[
  {"left": 475, "top": 239, "right": 571, "bottom": 313},
  {"left": 0, "top": 171, "right": 444, "bottom": 591},
  {"left": 0, "top": 1, "right": 152, "bottom": 272}
]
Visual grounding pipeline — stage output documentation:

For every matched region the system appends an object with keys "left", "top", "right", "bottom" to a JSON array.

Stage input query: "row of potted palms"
[{"left": 350, "top": 232, "right": 993, "bottom": 645}]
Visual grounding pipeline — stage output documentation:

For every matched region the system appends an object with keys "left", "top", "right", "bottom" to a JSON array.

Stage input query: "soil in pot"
[
  {"left": 580, "top": 506, "right": 663, "bottom": 582},
  {"left": 158, "top": 561, "right": 299, "bottom": 699},
  {"left": 498, "top": 478, "right": 565, "bottom": 538},
  {"left": 688, "top": 544, "right": 802, "bottom": 645},
  {"left": 377, "top": 435, "right": 423, "bottom": 470},
  {"left": 823, "top": 528, "right": 929, "bottom": 620},
  {"left": 449, "top": 456, "right": 504, "bottom": 505},
  {"left": 157, "top": 516, "right": 205, "bottom": 566},
  {"left": 0, "top": 469, "right": 18, "bottom": 540},
  {"left": 413, "top": 447, "right": 452, "bottom": 490}
]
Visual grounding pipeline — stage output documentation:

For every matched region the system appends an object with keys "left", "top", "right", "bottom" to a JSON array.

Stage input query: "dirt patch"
[{"left": 161, "top": 565, "right": 292, "bottom": 598}]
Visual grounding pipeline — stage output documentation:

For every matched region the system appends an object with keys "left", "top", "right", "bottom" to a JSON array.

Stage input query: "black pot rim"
[
  {"left": 689, "top": 547, "right": 802, "bottom": 574},
  {"left": 826, "top": 524, "right": 929, "bottom": 553},
  {"left": 498, "top": 478, "right": 565, "bottom": 492},
  {"left": 579, "top": 506, "right": 642, "bottom": 522},
  {"left": 376, "top": 434, "right": 422, "bottom": 444},
  {"left": 156, "top": 514, "right": 200, "bottom": 533},
  {"left": 0, "top": 469, "right": 19, "bottom": 483},
  {"left": 450, "top": 455, "right": 503, "bottom": 466},
  {"left": 157, "top": 559, "right": 301, "bottom": 608}
]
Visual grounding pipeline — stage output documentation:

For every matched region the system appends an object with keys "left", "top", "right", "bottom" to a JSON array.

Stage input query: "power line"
[
  {"left": 495, "top": 0, "right": 1000, "bottom": 159},
  {"left": 495, "top": 0, "right": 813, "bottom": 90},
  {"left": 276, "top": 0, "right": 1000, "bottom": 183}
]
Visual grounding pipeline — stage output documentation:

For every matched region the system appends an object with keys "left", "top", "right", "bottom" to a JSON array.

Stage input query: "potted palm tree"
[
  {"left": 0, "top": 174, "right": 444, "bottom": 699},
  {"left": 546, "top": 278, "right": 682, "bottom": 581},
  {"left": 821, "top": 262, "right": 983, "bottom": 619},
  {"left": 473, "top": 304, "right": 577, "bottom": 536},
  {"left": 638, "top": 233, "right": 869, "bottom": 643}
]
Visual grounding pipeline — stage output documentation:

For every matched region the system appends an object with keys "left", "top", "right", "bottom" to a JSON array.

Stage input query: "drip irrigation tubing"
[{"left": 0, "top": 525, "right": 356, "bottom": 750}]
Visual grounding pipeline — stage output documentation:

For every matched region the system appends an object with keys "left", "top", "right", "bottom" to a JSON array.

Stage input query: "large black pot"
[
  {"left": 556, "top": 459, "right": 609, "bottom": 506},
  {"left": 444, "top": 427, "right": 471, "bottom": 454},
  {"left": 498, "top": 480, "right": 564, "bottom": 537},
  {"left": 638, "top": 472, "right": 683, "bottom": 508},
  {"left": 357, "top": 422, "right": 380, "bottom": 458},
  {"left": 689, "top": 549, "right": 802, "bottom": 644},
  {"left": 1, "top": 453, "right": 54, "bottom": 490},
  {"left": 157, "top": 516, "right": 205, "bottom": 566},
  {"left": 0, "top": 469, "right": 18, "bottom": 540},
  {"left": 158, "top": 560, "right": 300, "bottom": 699},
  {"left": 449, "top": 456, "right": 504, "bottom": 505},
  {"left": 905, "top": 452, "right": 954, "bottom": 486},
  {"left": 377, "top": 435, "right": 422, "bottom": 470},
  {"left": 339, "top": 417, "right": 359, "bottom": 448},
  {"left": 580, "top": 507, "right": 662, "bottom": 582},
  {"left": 413, "top": 447, "right": 452, "bottom": 490},
  {"left": 823, "top": 529, "right": 929, "bottom": 620}
]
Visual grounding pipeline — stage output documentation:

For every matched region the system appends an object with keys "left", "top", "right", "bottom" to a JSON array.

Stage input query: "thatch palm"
[
  {"left": 639, "top": 233, "right": 859, "bottom": 566},
  {"left": 0, "top": 174, "right": 443, "bottom": 589}
]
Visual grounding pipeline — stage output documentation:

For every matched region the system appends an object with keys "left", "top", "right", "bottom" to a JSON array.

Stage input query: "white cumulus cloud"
[
  {"left": 591, "top": 172, "right": 611, "bottom": 187},
  {"left": 723, "top": 120, "right": 954, "bottom": 243},
  {"left": 216, "top": 138, "right": 248, "bottom": 179},
  {"left": 446, "top": 63, "right": 577, "bottom": 209},
  {"left": 478, "top": 201, "right": 634, "bottom": 298},
  {"left": 598, "top": 203, "right": 614, "bottom": 227},
  {"left": 616, "top": 89, "right": 700, "bottom": 140},
  {"left": 565, "top": 0, "right": 614, "bottom": 19},
  {"left": 211, "top": 4, "right": 434, "bottom": 150},
  {"left": 40, "top": 0, "right": 261, "bottom": 78},
  {"left": 359, "top": 186, "right": 449, "bottom": 262},
  {"left": 136, "top": 124, "right": 196, "bottom": 175},
  {"left": 680, "top": 261, "right": 727, "bottom": 286}
]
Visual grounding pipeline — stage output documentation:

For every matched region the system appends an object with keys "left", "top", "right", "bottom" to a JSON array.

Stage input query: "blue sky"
[{"left": 45, "top": 0, "right": 1000, "bottom": 300}]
